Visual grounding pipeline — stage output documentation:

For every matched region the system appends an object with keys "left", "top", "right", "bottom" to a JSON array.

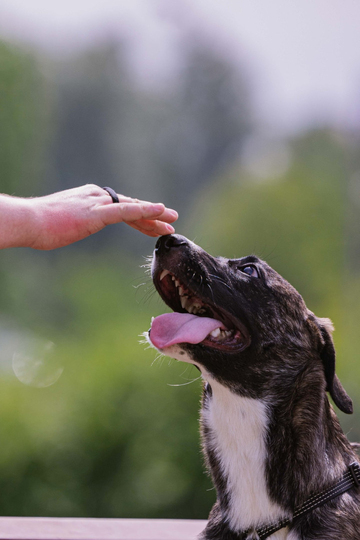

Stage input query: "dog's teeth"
[
  {"left": 175, "top": 279, "right": 181, "bottom": 288},
  {"left": 183, "top": 300, "right": 203, "bottom": 315},
  {"left": 171, "top": 275, "right": 176, "bottom": 281},
  {"left": 209, "top": 328, "right": 233, "bottom": 341},
  {"left": 160, "top": 269, "right": 170, "bottom": 281},
  {"left": 210, "top": 328, "right": 221, "bottom": 338},
  {"left": 185, "top": 298, "right": 195, "bottom": 312},
  {"left": 188, "top": 303, "right": 197, "bottom": 314},
  {"left": 179, "top": 286, "right": 184, "bottom": 296}
]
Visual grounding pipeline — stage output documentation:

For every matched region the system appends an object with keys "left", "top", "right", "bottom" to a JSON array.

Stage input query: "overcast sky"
[{"left": 0, "top": 0, "right": 359, "bottom": 133}]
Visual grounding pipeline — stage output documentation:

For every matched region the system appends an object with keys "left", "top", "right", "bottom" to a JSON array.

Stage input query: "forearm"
[
  {"left": 0, "top": 195, "right": 37, "bottom": 249},
  {"left": 0, "top": 185, "right": 178, "bottom": 251}
]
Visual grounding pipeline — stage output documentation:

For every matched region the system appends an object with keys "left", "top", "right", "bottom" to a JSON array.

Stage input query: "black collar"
[{"left": 243, "top": 462, "right": 360, "bottom": 540}]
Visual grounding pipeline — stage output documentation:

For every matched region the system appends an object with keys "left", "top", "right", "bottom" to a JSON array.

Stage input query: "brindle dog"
[{"left": 147, "top": 234, "right": 360, "bottom": 540}]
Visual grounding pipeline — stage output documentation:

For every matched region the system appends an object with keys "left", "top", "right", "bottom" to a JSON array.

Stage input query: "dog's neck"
[
  {"left": 265, "top": 363, "right": 350, "bottom": 512},
  {"left": 157, "top": 345, "right": 354, "bottom": 537},
  {"left": 200, "top": 370, "right": 350, "bottom": 537},
  {"left": 201, "top": 374, "right": 289, "bottom": 535}
]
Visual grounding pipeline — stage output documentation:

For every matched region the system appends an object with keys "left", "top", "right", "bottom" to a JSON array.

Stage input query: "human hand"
[{"left": 1, "top": 185, "right": 178, "bottom": 250}]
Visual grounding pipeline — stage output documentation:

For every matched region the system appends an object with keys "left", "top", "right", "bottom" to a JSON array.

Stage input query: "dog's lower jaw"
[{"left": 200, "top": 375, "right": 291, "bottom": 539}]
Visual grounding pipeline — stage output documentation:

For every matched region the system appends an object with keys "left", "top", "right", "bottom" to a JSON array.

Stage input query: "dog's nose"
[{"left": 155, "top": 234, "right": 188, "bottom": 254}]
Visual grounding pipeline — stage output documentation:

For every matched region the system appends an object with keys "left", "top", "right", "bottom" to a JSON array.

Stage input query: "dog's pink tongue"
[{"left": 150, "top": 313, "right": 224, "bottom": 349}]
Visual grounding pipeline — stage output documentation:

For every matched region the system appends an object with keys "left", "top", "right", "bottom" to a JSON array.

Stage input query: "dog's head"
[{"left": 147, "top": 234, "right": 352, "bottom": 414}]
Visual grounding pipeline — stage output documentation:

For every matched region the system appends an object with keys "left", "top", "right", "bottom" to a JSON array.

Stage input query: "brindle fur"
[{"left": 150, "top": 235, "right": 360, "bottom": 539}]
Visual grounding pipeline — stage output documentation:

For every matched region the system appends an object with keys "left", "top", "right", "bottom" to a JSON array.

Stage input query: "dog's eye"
[{"left": 240, "top": 266, "right": 259, "bottom": 278}]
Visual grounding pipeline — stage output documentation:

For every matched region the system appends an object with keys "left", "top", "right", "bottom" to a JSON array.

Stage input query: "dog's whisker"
[
  {"left": 208, "top": 273, "right": 232, "bottom": 292},
  {"left": 141, "top": 286, "right": 155, "bottom": 298},
  {"left": 206, "top": 281, "right": 216, "bottom": 304},
  {"left": 138, "top": 332, "right": 152, "bottom": 347},
  {"left": 167, "top": 374, "right": 202, "bottom": 387},
  {"left": 178, "top": 365, "right": 198, "bottom": 380},
  {"left": 134, "top": 283, "right": 157, "bottom": 305},
  {"left": 132, "top": 282, "right": 147, "bottom": 289},
  {"left": 131, "top": 272, "right": 151, "bottom": 285},
  {"left": 142, "top": 291, "right": 157, "bottom": 305},
  {"left": 151, "top": 352, "right": 165, "bottom": 367},
  {"left": 140, "top": 256, "right": 153, "bottom": 275}
]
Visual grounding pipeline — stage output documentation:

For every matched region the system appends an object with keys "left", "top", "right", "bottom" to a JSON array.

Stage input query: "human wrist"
[
  {"left": 0, "top": 195, "right": 40, "bottom": 249},
  {"left": 19, "top": 197, "right": 43, "bottom": 248}
]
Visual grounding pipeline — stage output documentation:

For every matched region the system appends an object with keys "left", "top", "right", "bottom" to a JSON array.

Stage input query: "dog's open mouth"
[{"left": 150, "top": 268, "right": 250, "bottom": 352}]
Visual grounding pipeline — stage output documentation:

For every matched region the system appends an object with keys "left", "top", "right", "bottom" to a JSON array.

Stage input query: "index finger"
[{"left": 116, "top": 195, "right": 178, "bottom": 223}]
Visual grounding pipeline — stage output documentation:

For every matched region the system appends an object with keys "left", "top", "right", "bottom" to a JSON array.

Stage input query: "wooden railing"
[{"left": 0, "top": 518, "right": 207, "bottom": 540}]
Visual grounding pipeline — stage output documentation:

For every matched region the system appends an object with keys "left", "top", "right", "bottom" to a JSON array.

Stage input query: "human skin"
[{"left": 0, "top": 184, "right": 178, "bottom": 250}]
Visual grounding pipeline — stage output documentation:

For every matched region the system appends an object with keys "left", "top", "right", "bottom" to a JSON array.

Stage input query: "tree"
[{"left": 0, "top": 41, "right": 47, "bottom": 196}]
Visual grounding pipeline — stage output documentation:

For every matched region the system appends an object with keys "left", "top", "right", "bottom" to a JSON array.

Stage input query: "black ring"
[{"left": 103, "top": 186, "right": 119, "bottom": 204}]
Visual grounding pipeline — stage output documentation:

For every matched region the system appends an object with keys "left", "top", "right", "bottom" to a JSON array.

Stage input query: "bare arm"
[{"left": 0, "top": 185, "right": 178, "bottom": 250}]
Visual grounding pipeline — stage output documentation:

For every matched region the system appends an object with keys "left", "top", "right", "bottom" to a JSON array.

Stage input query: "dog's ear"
[{"left": 312, "top": 316, "right": 353, "bottom": 415}]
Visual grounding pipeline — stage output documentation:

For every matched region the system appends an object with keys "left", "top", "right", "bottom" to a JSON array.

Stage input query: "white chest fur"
[
  {"left": 202, "top": 376, "right": 290, "bottom": 538},
  {"left": 145, "top": 341, "right": 294, "bottom": 539}
]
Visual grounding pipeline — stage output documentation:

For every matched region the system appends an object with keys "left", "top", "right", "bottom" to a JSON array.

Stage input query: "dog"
[{"left": 146, "top": 234, "right": 360, "bottom": 540}]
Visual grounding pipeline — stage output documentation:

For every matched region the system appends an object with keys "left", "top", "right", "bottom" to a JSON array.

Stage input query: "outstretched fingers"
[
  {"left": 114, "top": 195, "right": 178, "bottom": 223},
  {"left": 97, "top": 200, "right": 178, "bottom": 236},
  {"left": 124, "top": 218, "right": 175, "bottom": 237}
]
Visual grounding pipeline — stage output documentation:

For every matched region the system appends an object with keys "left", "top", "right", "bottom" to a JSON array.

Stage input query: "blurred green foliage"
[
  {"left": 0, "top": 41, "right": 48, "bottom": 197},
  {"left": 189, "top": 132, "right": 346, "bottom": 316},
  {"left": 0, "top": 252, "right": 215, "bottom": 517},
  {"left": 0, "top": 37, "right": 360, "bottom": 521}
]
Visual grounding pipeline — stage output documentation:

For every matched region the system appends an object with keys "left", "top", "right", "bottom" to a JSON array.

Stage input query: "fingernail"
[{"left": 166, "top": 224, "right": 175, "bottom": 233}]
